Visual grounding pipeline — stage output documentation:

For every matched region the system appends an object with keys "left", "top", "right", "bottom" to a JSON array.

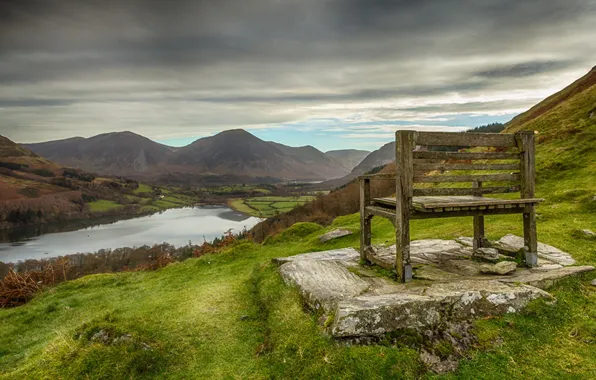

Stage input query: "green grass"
[
  {"left": 1, "top": 202, "right": 595, "bottom": 378},
  {"left": 133, "top": 183, "right": 152, "bottom": 195},
  {"left": 88, "top": 200, "right": 124, "bottom": 212},
  {"left": 231, "top": 196, "right": 315, "bottom": 217}
]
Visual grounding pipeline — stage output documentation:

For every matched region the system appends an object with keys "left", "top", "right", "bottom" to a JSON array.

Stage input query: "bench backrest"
[{"left": 395, "top": 130, "right": 536, "bottom": 200}]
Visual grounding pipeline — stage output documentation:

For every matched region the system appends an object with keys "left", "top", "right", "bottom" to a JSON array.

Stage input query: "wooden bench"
[{"left": 359, "top": 130, "right": 543, "bottom": 282}]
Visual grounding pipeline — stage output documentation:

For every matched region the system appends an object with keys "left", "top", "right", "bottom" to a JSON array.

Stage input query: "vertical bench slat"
[
  {"left": 395, "top": 130, "right": 415, "bottom": 282},
  {"left": 359, "top": 178, "right": 372, "bottom": 262},
  {"left": 517, "top": 131, "right": 538, "bottom": 267}
]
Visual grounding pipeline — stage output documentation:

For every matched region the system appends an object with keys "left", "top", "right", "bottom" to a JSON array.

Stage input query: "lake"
[{"left": 0, "top": 206, "right": 262, "bottom": 263}]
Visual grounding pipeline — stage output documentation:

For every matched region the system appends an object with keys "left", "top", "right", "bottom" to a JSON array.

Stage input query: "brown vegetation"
[{"left": 0, "top": 258, "right": 70, "bottom": 308}]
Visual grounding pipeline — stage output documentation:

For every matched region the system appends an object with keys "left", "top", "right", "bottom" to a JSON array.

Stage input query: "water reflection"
[{"left": 0, "top": 207, "right": 261, "bottom": 263}]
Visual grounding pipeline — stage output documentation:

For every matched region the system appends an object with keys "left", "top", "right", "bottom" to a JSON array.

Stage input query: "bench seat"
[{"left": 374, "top": 196, "right": 543, "bottom": 212}]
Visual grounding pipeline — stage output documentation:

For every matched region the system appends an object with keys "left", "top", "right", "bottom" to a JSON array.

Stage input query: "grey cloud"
[
  {"left": 475, "top": 60, "right": 575, "bottom": 79},
  {"left": 0, "top": 0, "right": 595, "bottom": 143}
]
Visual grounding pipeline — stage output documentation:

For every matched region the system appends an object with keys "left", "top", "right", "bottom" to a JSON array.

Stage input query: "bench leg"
[
  {"left": 473, "top": 215, "right": 485, "bottom": 251},
  {"left": 359, "top": 178, "right": 372, "bottom": 262},
  {"left": 523, "top": 206, "right": 538, "bottom": 267},
  {"left": 360, "top": 214, "right": 372, "bottom": 262},
  {"left": 396, "top": 212, "right": 412, "bottom": 283}
]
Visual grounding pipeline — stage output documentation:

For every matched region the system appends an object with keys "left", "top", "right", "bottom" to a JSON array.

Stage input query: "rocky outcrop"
[
  {"left": 331, "top": 280, "right": 550, "bottom": 338},
  {"left": 279, "top": 259, "right": 369, "bottom": 311},
  {"left": 275, "top": 237, "right": 593, "bottom": 340}
]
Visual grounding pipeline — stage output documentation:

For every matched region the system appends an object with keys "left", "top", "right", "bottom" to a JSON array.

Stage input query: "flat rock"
[
  {"left": 591, "top": 279, "right": 596, "bottom": 287},
  {"left": 279, "top": 259, "right": 369, "bottom": 310},
  {"left": 480, "top": 261, "right": 518, "bottom": 275},
  {"left": 493, "top": 234, "right": 576, "bottom": 266},
  {"left": 444, "top": 259, "right": 484, "bottom": 276},
  {"left": 582, "top": 229, "right": 595, "bottom": 237},
  {"left": 455, "top": 237, "right": 474, "bottom": 247},
  {"left": 414, "top": 265, "right": 462, "bottom": 281},
  {"left": 273, "top": 247, "right": 359, "bottom": 265},
  {"left": 331, "top": 280, "right": 551, "bottom": 338},
  {"left": 503, "top": 265, "right": 595, "bottom": 289},
  {"left": 319, "top": 229, "right": 353, "bottom": 243},
  {"left": 473, "top": 248, "right": 500, "bottom": 262},
  {"left": 372, "top": 240, "right": 472, "bottom": 268}
]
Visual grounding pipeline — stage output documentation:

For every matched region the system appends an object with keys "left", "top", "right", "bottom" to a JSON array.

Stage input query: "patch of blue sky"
[{"left": 158, "top": 113, "right": 518, "bottom": 151}]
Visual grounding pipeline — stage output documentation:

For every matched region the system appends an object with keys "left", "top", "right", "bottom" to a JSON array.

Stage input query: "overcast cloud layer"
[{"left": 0, "top": 0, "right": 595, "bottom": 150}]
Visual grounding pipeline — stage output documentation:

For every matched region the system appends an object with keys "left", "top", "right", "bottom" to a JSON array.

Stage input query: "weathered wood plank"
[
  {"left": 415, "top": 197, "right": 543, "bottom": 209},
  {"left": 413, "top": 163, "right": 520, "bottom": 171},
  {"left": 413, "top": 151, "right": 520, "bottom": 160},
  {"left": 473, "top": 180, "right": 486, "bottom": 250},
  {"left": 413, "top": 186, "right": 519, "bottom": 196},
  {"left": 373, "top": 195, "right": 543, "bottom": 209},
  {"left": 395, "top": 130, "right": 415, "bottom": 283},
  {"left": 413, "top": 173, "right": 520, "bottom": 183},
  {"left": 414, "top": 132, "right": 517, "bottom": 147},
  {"left": 412, "top": 207, "right": 527, "bottom": 219},
  {"left": 366, "top": 205, "right": 397, "bottom": 221}
]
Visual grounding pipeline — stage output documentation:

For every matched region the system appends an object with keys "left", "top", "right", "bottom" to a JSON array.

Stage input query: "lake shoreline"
[{"left": 0, "top": 206, "right": 261, "bottom": 264}]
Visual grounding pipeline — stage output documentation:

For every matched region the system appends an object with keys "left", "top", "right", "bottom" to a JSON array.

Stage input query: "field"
[
  {"left": 230, "top": 195, "right": 315, "bottom": 217},
  {"left": 87, "top": 200, "right": 124, "bottom": 212}
]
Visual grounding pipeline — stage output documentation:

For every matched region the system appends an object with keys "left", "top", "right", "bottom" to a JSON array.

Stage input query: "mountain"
[
  {"left": 24, "top": 131, "right": 173, "bottom": 177},
  {"left": 325, "top": 149, "right": 370, "bottom": 171},
  {"left": 25, "top": 129, "right": 350, "bottom": 182},
  {"left": 170, "top": 129, "right": 349, "bottom": 180},
  {"left": 349, "top": 142, "right": 395, "bottom": 175},
  {"left": 314, "top": 142, "right": 395, "bottom": 189}
]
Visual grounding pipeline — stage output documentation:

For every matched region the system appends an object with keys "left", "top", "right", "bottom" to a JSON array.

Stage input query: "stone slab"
[
  {"left": 331, "top": 280, "right": 551, "bottom": 338},
  {"left": 493, "top": 234, "right": 576, "bottom": 266},
  {"left": 278, "top": 259, "right": 369, "bottom": 310},
  {"left": 273, "top": 247, "right": 359, "bottom": 265},
  {"left": 319, "top": 229, "right": 353, "bottom": 243},
  {"left": 502, "top": 265, "right": 595, "bottom": 289},
  {"left": 275, "top": 237, "right": 590, "bottom": 339},
  {"left": 480, "top": 261, "right": 517, "bottom": 275}
]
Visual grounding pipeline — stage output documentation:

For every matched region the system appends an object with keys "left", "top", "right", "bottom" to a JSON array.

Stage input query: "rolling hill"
[
  {"left": 24, "top": 132, "right": 174, "bottom": 177},
  {"left": 25, "top": 129, "right": 350, "bottom": 183}
]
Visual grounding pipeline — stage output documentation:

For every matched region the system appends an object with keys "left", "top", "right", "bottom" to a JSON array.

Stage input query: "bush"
[
  {"left": 0, "top": 162, "right": 22, "bottom": 170},
  {"left": 63, "top": 168, "right": 96, "bottom": 182},
  {"left": 32, "top": 169, "right": 55, "bottom": 177}
]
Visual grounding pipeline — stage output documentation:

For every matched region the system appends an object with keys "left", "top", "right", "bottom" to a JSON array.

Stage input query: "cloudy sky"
[{"left": 1, "top": 0, "right": 595, "bottom": 151}]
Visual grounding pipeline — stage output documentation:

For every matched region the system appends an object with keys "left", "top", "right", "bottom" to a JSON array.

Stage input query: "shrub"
[{"left": 32, "top": 168, "right": 56, "bottom": 177}]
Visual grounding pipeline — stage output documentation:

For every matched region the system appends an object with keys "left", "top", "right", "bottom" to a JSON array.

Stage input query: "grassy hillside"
[
  {"left": 504, "top": 66, "right": 596, "bottom": 212},
  {"left": 2, "top": 70, "right": 596, "bottom": 378},
  {"left": 1, "top": 208, "right": 595, "bottom": 379}
]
